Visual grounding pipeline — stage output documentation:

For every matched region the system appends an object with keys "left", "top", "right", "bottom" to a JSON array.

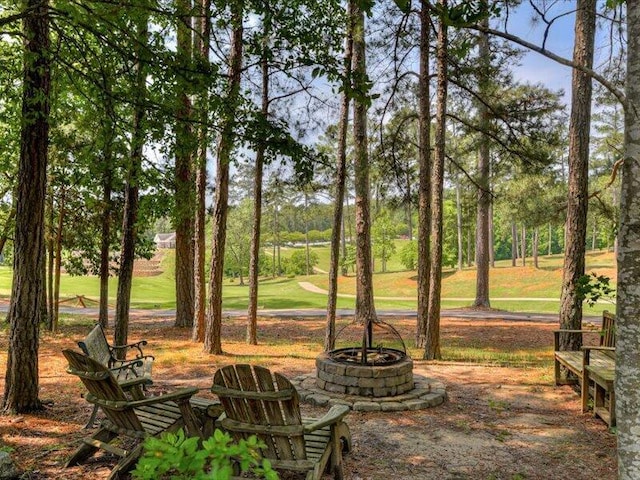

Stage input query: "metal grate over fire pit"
[{"left": 316, "top": 318, "right": 414, "bottom": 397}]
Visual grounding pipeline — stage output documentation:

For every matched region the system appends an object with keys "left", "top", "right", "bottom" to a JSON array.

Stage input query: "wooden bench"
[
  {"left": 77, "top": 324, "right": 154, "bottom": 427},
  {"left": 582, "top": 346, "right": 616, "bottom": 427},
  {"left": 553, "top": 310, "right": 615, "bottom": 386}
]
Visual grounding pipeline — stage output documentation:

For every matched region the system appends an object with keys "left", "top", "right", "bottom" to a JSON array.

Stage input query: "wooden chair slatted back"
[
  {"left": 63, "top": 349, "right": 142, "bottom": 432},
  {"left": 600, "top": 311, "right": 616, "bottom": 348},
  {"left": 213, "top": 364, "right": 306, "bottom": 461},
  {"left": 78, "top": 325, "right": 113, "bottom": 367}
]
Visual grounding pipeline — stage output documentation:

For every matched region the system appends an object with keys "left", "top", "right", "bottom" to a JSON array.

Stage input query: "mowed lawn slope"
[{"left": 0, "top": 248, "right": 616, "bottom": 314}]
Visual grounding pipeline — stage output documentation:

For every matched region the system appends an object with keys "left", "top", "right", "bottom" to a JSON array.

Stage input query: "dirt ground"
[{"left": 0, "top": 312, "right": 617, "bottom": 480}]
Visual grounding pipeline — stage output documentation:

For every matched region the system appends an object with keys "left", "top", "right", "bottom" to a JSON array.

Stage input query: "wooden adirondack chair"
[
  {"left": 77, "top": 324, "right": 154, "bottom": 428},
  {"left": 211, "top": 364, "right": 352, "bottom": 480},
  {"left": 63, "top": 349, "right": 206, "bottom": 480}
]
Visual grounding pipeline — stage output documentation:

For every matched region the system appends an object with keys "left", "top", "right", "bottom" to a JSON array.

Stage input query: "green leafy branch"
[
  {"left": 131, "top": 428, "right": 279, "bottom": 480},
  {"left": 576, "top": 272, "right": 616, "bottom": 307}
]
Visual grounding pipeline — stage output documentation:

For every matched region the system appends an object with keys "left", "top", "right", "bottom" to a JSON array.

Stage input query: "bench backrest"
[
  {"left": 600, "top": 310, "right": 616, "bottom": 348},
  {"left": 78, "top": 324, "right": 113, "bottom": 367}
]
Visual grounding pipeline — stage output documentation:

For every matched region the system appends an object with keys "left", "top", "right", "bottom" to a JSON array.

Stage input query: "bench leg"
[
  {"left": 609, "top": 390, "right": 616, "bottom": 427},
  {"left": 581, "top": 369, "right": 590, "bottom": 414}
]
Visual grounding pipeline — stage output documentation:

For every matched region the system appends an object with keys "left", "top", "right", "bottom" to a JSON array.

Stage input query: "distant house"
[{"left": 154, "top": 233, "right": 176, "bottom": 249}]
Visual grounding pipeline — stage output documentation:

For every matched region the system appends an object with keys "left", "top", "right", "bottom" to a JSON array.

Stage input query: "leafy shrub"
[
  {"left": 399, "top": 240, "right": 417, "bottom": 270},
  {"left": 131, "top": 428, "right": 279, "bottom": 480},
  {"left": 284, "top": 249, "right": 318, "bottom": 275}
]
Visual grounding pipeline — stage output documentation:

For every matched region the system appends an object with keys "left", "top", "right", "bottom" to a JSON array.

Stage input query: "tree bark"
[
  {"left": 558, "top": 0, "right": 595, "bottom": 351},
  {"left": 324, "top": 0, "right": 353, "bottom": 352},
  {"left": 114, "top": 10, "right": 148, "bottom": 352},
  {"left": 3, "top": 0, "right": 49, "bottom": 414},
  {"left": 174, "top": 0, "right": 195, "bottom": 328},
  {"left": 617, "top": 5, "right": 640, "bottom": 476},
  {"left": 425, "top": 2, "right": 447, "bottom": 360},
  {"left": 416, "top": 0, "right": 431, "bottom": 347},
  {"left": 352, "top": 1, "right": 376, "bottom": 335},
  {"left": 473, "top": 10, "right": 491, "bottom": 308},
  {"left": 192, "top": 0, "right": 211, "bottom": 343},
  {"left": 204, "top": 2, "right": 243, "bottom": 354}
]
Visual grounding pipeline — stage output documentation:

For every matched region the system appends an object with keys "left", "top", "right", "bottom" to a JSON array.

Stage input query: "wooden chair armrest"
[
  {"left": 303, "top": 405, "right": 350, "bottom": 434},
  {"left": 127, "top": 387, "right": 199, "bottom": 408}
]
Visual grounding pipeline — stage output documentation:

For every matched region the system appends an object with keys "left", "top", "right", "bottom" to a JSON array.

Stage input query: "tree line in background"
[{"left": 4, "top": 0, "right": 640, "bottom": 476}]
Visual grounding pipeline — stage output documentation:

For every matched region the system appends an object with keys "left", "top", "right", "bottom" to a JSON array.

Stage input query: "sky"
[{"left": 502, "top": 1, "right": 624, "bottom": 104}]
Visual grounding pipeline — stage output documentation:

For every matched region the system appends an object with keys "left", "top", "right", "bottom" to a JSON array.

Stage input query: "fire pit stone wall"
[{"left": 316, "top": 352, "right": 414, "bottom": 397}]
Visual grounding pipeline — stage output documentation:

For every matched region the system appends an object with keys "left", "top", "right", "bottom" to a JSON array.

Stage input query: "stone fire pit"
[{"left": 315, "top": 350, "right": 414, "bottom": 397}]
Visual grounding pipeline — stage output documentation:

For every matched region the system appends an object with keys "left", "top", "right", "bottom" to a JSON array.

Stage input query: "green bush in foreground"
[{"left": 132, "top": 428, "right": 279, "bottom": 480}]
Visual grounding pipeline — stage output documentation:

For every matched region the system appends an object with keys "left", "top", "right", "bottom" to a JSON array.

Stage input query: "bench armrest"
[
  {"left": 303, "top": 405, "right": 350, "bottom": 434},
  {"left": 110, "top": 340, "right": 150, "bottom": 359},
  {"left": 553, "top": 329, "right": 599, "bottom": 351},
  {"left": 581, "top": 346, "right": 616, "bottom": 352}
]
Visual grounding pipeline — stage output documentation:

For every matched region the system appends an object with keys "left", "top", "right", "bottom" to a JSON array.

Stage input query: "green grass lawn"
[{"left": 0, "top": 248, "right": 616, "bottom": 314}]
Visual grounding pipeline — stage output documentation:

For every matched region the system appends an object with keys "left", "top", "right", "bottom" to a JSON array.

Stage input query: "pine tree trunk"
[
  {"left": 99, "top": 148, "right": 113, "bottom": 329},
  {"left": 247, "top": 16, "right": 269, "bottom": 345},
  {"left": 204, "top": 3, "right": 243, "bottom": 354},
  {"left": 3, "top": 0, "right": 49, "bottom": 413},
  {"left": 352, "top": 2, "right": 377, "bottom": 334},
  {"left": 46, "top": 188, "right": 54, "bottom": 329},
  {"left": 473, "top": 11, "right": 491, "bottom": 308},
  {"left": 558, "top": 0, "right": 595, "bottom": 350},
  {"left": 617, "top": 6, "right": 640, "bottom": 475},
  {"left": 521, "top": 224, "right": 526, "bottom": 266},
  {"left": 304, "top": 192, "right": 311, "bottom": 275},
  {"left": 0, "top": 207, "right": 15, "bottom": 258},
  {"left": 533, "top": 227, "right": 539, "bottom": 269},
  {"left": 192, "top": 0, "right": 211, "bottom": 342},
  {"left": 52, "top": 190, "right": 65, "bottom": 333},
  {"left": 548, "top": 222, "right": 552, "bottom": 256},
  {"left": 425, "top": 4, "right": 447, "bottom": 360},
  {"left": 115, "top": 11, "right": 148, "bottom": 352},
  {"left": 325, "top": 1, "right": 353, "bottom": 351},
  {"left": 511, "top": 222, "right": 517, "bottom": 267},
  {"left": 174, "top": 0, "right": 195, "bottom": 328},
  {"left": 416, "top": 0, "right": 431, "bottom": 347},
  {"left": 489, "top": 202, "right": 495, "bottom": 268},
  {"left": 456, "top": 178, "right": 463, "bottom": 271}
]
